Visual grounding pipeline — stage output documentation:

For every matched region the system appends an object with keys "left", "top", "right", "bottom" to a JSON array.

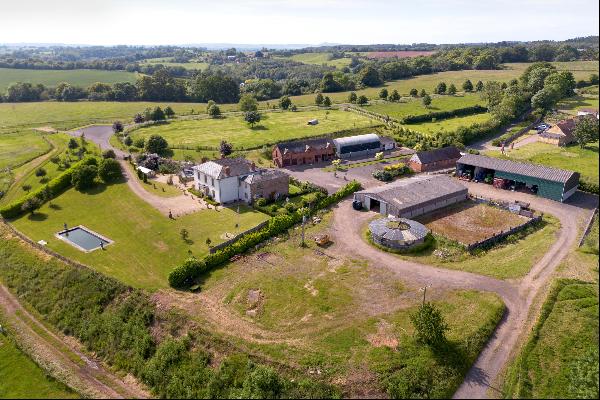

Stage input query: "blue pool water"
[{"left": 58, "top": 227, "right": 110, "bottom": 251}]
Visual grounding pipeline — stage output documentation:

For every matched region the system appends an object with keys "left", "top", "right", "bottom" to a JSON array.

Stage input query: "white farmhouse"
[{"left": 193, "top": 158, "right": 289, "bottom": 204}]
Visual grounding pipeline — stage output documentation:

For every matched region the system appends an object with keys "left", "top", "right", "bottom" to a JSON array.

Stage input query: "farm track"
[
  {"left": 330, "top": 183, "right": 597, "bottom": 399},
  {"left": 69, "top": 125, "right": 203, "bottom": 217},
  {"left": 0, "top": 284, "right": 149, "bottom": 399}
]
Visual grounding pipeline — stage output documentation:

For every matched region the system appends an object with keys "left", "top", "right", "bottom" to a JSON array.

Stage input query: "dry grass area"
[{"left": 417, "top": 201, "right": 528, "bottom": 245}]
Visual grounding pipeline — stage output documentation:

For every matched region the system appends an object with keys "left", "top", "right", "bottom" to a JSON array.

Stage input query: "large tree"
[
  {"left": 71, "top": 165, "right": 98, "bottom": 191},
  {"left": 244, "top": 111, "right": 261, "bottom": 127},
  {"left": 98, "top": 158, "right": 123, "bottom": 182},
  {"left": 145, "top": 135, "right": 169, "bottom": 155},
  {"left": 573, "top": 116, "right": 599, "bottom": 149},
  {"left": 239, "top": 94, "right": 258, "bottom": 112},
  {"left": 190, "top": 72, "right": 240, "bottom": 103},
  {"left": 359, "top": 66, "right": 382, "bottom": 87}
]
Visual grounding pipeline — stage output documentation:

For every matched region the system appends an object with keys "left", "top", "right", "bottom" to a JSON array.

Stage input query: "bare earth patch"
[{"left": 417, "top": 201, "right": 528, "bottom": 245}]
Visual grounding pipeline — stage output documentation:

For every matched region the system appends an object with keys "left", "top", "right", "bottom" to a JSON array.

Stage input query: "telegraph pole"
[{"left": 301, "top": 214, "right": 307, "bottom": 247}]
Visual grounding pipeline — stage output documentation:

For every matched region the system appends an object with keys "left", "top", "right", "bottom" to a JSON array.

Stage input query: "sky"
[{"left": 0, "top": 0, "right": 598, "bottom": 46}]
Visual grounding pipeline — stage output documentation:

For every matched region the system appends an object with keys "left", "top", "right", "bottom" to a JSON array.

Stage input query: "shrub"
[
  {"left": 145, "top": 135, "right": 169, "bottom": 156},
  {"left": 579, "top": 180, "right": 599, "bottom": 195},
  {"left": 98, "top": 158, "right": 123, "bottom": 183},
  {"left": 284, "top": 202, "right": 297, "bottom": 212},
  {"left": 102, "top": 149, "right": 117, "bottom": 159},
  {"left": 255, "top": 198, "right": 267, "bottom": 207},
  {"left": 168, "top": 257, "right": 206, "bottom": 288},
  {"left": 71, "top": 164, "right": 98, "bottom": 190},
  {"left": 35, "top": 167, "right": 47, "bottom": 177},
  {"left": 410, "top": 302, "right": 449, "bottom": 347}
]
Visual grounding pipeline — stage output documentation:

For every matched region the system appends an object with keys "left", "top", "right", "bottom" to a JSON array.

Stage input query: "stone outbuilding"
[
  {"left": 272, "top": 138, "right": 335, "bottom": 167},
  {"left": 407, "top": 146, "right": 462, "bottom": 172}
]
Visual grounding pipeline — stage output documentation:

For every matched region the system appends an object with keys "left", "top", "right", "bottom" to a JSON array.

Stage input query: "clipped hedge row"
[
  {"left": 0, "top": 157, "right": 98, "bottom": 219},
  {"left": 168, "top": 180, "right": 362, "bottom": 288},
  {"left": 401, "top": 105, "right": 487, "bottom": 124},
  {"left": 579, "top": 180, "right": 599, "bottom": 195}
]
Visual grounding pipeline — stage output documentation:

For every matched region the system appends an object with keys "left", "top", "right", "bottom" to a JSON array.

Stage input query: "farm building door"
[{"left": 368, "top": 197, "right": 380, "bottom": 212}]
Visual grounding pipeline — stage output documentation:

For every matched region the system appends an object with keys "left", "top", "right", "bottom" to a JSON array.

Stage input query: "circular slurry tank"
[{"left": 369, "top": 217, "right": 430, "bottom": 250}]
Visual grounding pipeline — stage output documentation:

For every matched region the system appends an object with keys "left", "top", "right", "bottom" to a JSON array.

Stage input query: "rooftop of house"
[
  {"left": 410, "top": 146, "right": 462, "bottom": 164},
  {"left": 545, "top": 118, "right": 577, "bottom": 137},
  {"left": 193, "top": 157, "right": 257, "bottom": 179},
  {"left": 243, "top": 169, "right": 289, "bottom": 184}
]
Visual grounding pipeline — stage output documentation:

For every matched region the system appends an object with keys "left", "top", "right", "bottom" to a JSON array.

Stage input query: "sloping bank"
[{"left": 0, "top": 224, "right": 340, "bottom": 399}]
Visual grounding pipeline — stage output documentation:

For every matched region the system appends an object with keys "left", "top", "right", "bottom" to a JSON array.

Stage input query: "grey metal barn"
[{"left": 354, "top": 175, "right": 468, "bottom": 218}]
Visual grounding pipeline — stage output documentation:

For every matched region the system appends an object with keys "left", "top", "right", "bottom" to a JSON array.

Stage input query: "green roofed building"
[{"left": 456, "top": 154, "right": 579, "bottom": 202}]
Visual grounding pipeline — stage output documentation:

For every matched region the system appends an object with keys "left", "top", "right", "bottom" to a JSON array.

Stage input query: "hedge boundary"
[
  {"left": 168, "top": 180, "right": 362, "bottom": 288},
  {"left": 400, "top": 105, "right": 488, "bottom": 124}
]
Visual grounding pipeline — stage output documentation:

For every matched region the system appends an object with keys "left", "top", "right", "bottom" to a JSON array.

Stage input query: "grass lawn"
[
  {"left": 192, "top": 211, "right": 505, "bottom": 396},
  {"left": 402, "top": 112, "right": 492, "bottom": 135},
  {"left": 322, "top": 155, "right": 407, "bottom": 172},
  {"left": 9, "top": 181, "right": 268, "bottom": 290},
  {"left": 366, "top": 214, "right": 561, "bottom": 280},
  {"left": 503, "top": 279, "right": 599, "bottom": 398},
  {"left": 0, "top": 68, "right": 138, "bottom": 91},
  {"left": 485, "top": 141, "right": 599, "bottom": 185},
  {"left": 556, "top": 95, "right": 599, "bottom": 115},
  {"left": 131, "top": 109, "right": 378, "bottom": 150},
  {"left": 366, "top": 93, "right": 484, "bottom": 120},
  {"left": 0, "top": 315, "right": 79, "bottom": 399}
]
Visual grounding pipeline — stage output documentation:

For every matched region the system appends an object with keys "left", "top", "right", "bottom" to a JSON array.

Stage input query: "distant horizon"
[
  {"left": 1, "top": 0, "right": 598, "bottom": 47},
  {"left": 1, "top": 35, "right": 598, "bottom": 50}
]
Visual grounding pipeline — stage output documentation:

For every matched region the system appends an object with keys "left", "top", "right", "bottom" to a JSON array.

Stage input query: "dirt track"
[
  {"left": 330, "top": 182, "right": 597, "bottom": 399},
  {"left": 0, "top": 284, "right": 149, "bottom": 399}
]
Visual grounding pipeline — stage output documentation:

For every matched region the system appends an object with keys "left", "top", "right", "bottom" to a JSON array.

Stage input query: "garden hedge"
[
  {"left": 168, "top": 180, "right": 362, "bottom": 288},
  {"left": 0, "top": 157, "right": 99, "bottom": 219},
  {"left": 579, "top": 180, "right": 599, "bottom": 195},
  {"left": 400, "top": 105, "right": 487, "bottom": 124}
]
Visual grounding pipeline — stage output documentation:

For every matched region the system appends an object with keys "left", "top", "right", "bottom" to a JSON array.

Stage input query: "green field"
[
  {"left": 0, "top": 130, "right": 50, "bottom": 170},
  {"left": 0, "top": 316, "right": 78, "bottom": 399},
  {"left": 402, "top": 112, "right": 492, "bottom": 135},
  {"left": 0, "top": 101, "right": 229, "bottom": 131},
  {"left": 140, "top": 57, "right": 209, "bottom": 70},
  {"left": 556, "top": 95, "right": 599, "bottom": 115},
  {"left": 277, "top": 52, "right": 352, "bottom": 69},
  {"left": 130, "top": 109, "right": 378, "bottom": 150},
  {"left": 0, "top": 68, "right": 138, "bottom": 90},
  {"left": 197, "top": 211, "right": 505, "bottom": 397},
  {"left": 10, "top": 181, "right": 268, "bottom": 290},
  {"left": 485, "top": 141, "right": 599, "bottom": 185},
  {"left": 503, "top": 279, "right": 599, "bottom": 398},
  {"left": 366, "top": 93, "right": 484, "bottom": 120}
]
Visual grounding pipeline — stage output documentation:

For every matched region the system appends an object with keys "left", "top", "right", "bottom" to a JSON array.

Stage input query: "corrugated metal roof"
[
  {"left": 457, "top": 154, "right": 576, "bottom": 184},
  {"left": 333, "top": 133, "right": 380, "bottom": 147},
  {"left": 369, "top": 217, "right": 429, "bottom": 243},
  {"left": 410, "top": 146, "right": 462, "bottom": 164},
  {"left": 356, "top": 175, "right": 467, "bottom": 213},
  {"left": 274, "top": 138, "right": 333, "bottom": 154}
]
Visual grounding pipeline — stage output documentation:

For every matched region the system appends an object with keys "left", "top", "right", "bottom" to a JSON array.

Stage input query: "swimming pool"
[{"left": 56, "top": 226, "right": 112, "bottom": 252}]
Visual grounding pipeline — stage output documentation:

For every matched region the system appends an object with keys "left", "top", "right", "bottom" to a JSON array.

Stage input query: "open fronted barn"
[
  {"left": 332, "top": 133, "right": 381, "bottom": 158},
  {"left": 353, "top": 175, "right": 468, "bottom": 218},
  {"left": 456, "top": 154, "right": 579, "bottom": 202}
]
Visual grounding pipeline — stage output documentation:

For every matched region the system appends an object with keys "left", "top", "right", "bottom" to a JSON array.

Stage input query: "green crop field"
[
  {"left": 485, "top": 141, "right": 599, "bottom": 185},
  {"left": 277, "top": 52, "right": 352, "bottom": 69},
  {"left": 402, "top": 112, "right": 492, "bottom": 135},
  {"left": 0, "top": 315, "right": 79, "bottom": 399},
  {"left": 0, "top": 68, "right": 138, "bottom": 90},
  {"left": 130, "top": 109, "right": 378, "bottom": 150},
  {"left": 10, "top": 181, "right": 268, "bottom": 290},
  {"left": 366, "top": 93, "right": 484, "bottom": 120}
]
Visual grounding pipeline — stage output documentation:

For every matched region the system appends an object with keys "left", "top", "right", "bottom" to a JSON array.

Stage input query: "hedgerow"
[{"left": 400, "top": 105, "right": 487, "bottom": 124}]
